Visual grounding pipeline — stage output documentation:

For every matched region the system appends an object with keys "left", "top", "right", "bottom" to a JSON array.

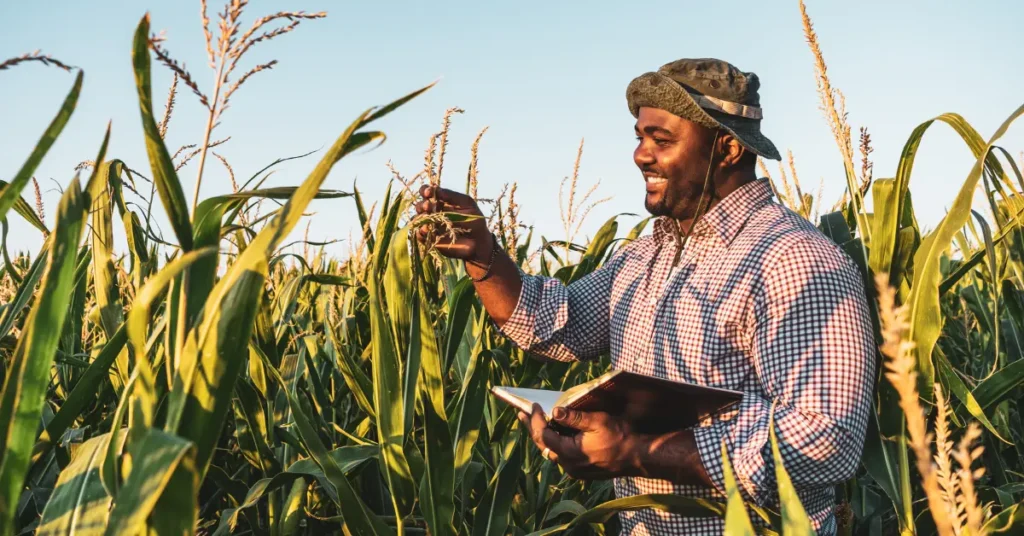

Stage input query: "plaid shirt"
[{"left": 499, "top": 179, "right": 876, "bottom": 535}]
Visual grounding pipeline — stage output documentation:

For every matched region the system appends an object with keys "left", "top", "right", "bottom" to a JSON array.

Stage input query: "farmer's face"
[{"left": 633, "top": 107, "right": 717, "bottom": 221}]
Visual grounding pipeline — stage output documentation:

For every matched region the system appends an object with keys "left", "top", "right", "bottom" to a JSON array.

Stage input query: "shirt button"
[{"left": 648, "top": 296, "right": 657, "bottom": 306}]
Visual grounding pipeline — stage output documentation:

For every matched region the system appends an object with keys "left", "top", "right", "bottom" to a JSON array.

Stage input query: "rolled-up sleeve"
[
  {"left": 497, "top": 247, "right": 632, "bottom": 362},
  {"left": 693, "top": 235, "right": 876, "bottom": 505}
]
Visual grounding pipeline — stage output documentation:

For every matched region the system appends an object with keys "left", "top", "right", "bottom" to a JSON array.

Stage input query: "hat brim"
[{"left": 626, "top": 72, "right": 781, "bottom": 161}]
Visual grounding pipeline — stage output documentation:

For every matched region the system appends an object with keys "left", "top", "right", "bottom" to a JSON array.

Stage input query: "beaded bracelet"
[{"left": 468, "top": 234, "right": 499, "bottom": 282}]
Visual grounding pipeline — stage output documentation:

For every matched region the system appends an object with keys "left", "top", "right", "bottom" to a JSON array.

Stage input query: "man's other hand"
[{"left": 517, "top": 403, "right": 645, "bottom": 481}]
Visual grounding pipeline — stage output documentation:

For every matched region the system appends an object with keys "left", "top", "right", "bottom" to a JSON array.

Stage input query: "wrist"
[
  {"left": 626, "top": 433, "right": 655, "bottom": 478},
  {"left": 465, "top": 232, "right": 498, "bottom": 282},
  {"left": 468, "top": 231, "right": 496, "bottom": 266}
]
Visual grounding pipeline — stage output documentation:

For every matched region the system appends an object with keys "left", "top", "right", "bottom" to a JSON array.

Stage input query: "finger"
[
  {"left": 432, "top": 187, "right": 476, "bottom": 208},
  {"left": 539, "top": 424, "right": 578, "bottom": 459},
  {"left": 416, "top": 198, "right": 435, "bottom": 214},
  {"left": 525, "top": 404, "right": 557, "bottom": 457},
  {"left": 551, "top": 407, "right": 597, "bottom": 432},
  {"left": 419, "top": 184, "right": 432, "bottom": 199},
  {"left": 528, "top": 404, "right": 549, "bottom": 444}
]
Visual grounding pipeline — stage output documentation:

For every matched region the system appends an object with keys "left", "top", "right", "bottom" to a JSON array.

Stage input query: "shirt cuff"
[{"left": 494, "top": 272, "right": 540, "bottom": 350}]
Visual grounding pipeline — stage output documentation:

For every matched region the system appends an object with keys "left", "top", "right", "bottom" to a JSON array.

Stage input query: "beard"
[{"left": 644, "top": 193, "right": 672, "bottom": 217}]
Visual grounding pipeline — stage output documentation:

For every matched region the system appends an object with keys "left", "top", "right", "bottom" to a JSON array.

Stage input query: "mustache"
[{"left": 640, "top": 165, "right": 664, "bottom": 176}]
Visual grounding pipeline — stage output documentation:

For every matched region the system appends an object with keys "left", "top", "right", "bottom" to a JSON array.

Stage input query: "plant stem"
[{"left": 190, "top": 52, "right": 227, "bottom": 216}]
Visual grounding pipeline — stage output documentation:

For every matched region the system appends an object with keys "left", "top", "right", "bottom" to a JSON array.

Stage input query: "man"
[{"left": 415, "top": 58, "right": 875, "bottom": 535}]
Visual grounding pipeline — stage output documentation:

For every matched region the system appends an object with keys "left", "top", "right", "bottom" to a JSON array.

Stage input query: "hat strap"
[{"left": 693, "top": 94, "right": 762, "bottom": 120}]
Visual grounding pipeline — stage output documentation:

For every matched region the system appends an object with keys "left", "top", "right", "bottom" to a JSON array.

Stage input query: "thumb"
[{"left": 552, "top": 406, "right": 595, "bottom": 431}]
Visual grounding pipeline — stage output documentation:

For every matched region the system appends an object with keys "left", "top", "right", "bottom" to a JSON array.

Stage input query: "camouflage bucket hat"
[{"left": 626, "top": 58, "right": 781, "bottom": 161}]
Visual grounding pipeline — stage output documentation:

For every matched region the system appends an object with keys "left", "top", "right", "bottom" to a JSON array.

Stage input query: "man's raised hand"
[{"left": 414, "top": 185, "right": 491, "bottom": 262}]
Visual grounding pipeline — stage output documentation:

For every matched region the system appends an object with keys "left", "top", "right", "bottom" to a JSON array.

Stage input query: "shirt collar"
[{"left": 650, "top": 178, "right": 775, "bottom": 247}]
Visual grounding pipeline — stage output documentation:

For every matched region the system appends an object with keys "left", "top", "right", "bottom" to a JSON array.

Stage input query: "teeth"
[{"left": 645, "top": 176, "right": 667, "bottom": 184}]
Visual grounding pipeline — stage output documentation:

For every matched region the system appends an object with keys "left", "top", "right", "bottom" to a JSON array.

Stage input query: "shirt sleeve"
[
  {"left": 692, "top": 234, "right": 876, "bottom": 505},
  {"left": 496, "top": 244, "right": 634, "bottom": 362}
]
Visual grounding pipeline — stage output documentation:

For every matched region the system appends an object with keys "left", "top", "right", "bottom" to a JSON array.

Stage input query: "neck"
[{"left": 672, "top": 170, "right": 756, "bottom": 235}]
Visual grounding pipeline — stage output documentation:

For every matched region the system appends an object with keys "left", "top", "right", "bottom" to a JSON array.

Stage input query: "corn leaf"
[
  {"left": 769, "top": 411, "right": 816, "bottom": 535},
  {"left": 0, "top": 180, "right": 49, "bottom": 236},
  {"left": 0, "top": 177, "right": 87, "bottom": 534},
  {"left": 721, "top": 439, "right": 757, "bottom": 535},
  {"left": 905, "top": 106, "right": 1024, "bottom": 398},
  {"left": 166, "top": 83, "right": 429, "bottom": 478},
  {"left": 0, "top": 70, "right": 81, "bottom": 224},
  {"left": 257, "top": 346, "right": 392, "bottom": 535},
  {"left": 33, "top": 325, "right": 127, "bottom": 462},
  {"left": 36, "top": 435, "right": 113, "bottom": 536},
  {"left": 213, "top": 445, "right": 377, "bottom": 534},
  {"left": 367, "top": 264, "right": 416, "bottom": 518},
  {"left": 103, "top": 430, "right": 198, "bottom": 536},
  {"left": 412, "top": 241, "right": 456, "bottom": 536},
  {"left": 131, "top": 15, "right": 193, "bottom": 249},
  {"left": 472, "top": 436, "right": 523, "bottom": 536}
]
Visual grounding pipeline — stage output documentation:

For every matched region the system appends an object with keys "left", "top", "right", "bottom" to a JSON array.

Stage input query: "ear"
[{"left": 716, "top": 133, "right": 746, "bottom": 168}]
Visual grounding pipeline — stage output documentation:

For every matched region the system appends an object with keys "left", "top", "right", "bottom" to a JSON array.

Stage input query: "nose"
[{"left": 633, "top": 140, "right": 654, "bottom": 168}]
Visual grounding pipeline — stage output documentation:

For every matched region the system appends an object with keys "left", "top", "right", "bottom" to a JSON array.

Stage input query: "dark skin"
[{"left": 414, "top": 106, "right": 757, "bottom": 485}]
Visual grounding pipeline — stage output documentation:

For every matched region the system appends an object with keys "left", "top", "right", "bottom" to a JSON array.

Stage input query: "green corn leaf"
[
  {"left": 0, "top": 70, "right": 81, "bottom": 224},
  {"left": 353, "top": 180, "right": 375, "bottom": 254},
  {"left": 386, "top": 228, "right": 417, "bottom": 433},
  {"left": 326, "top": 322, "right": 376, "bottom": 419},
  {"left": 0, "top": 180, "right": 49, "bottom": 236},
  {"left": 165, "top": 83, "right": 429, "bottom": 479},
  {"left": 860, "top": 413, "right": 903, "bottom": 528},
  {"left": 123, "top": 211, "right": 149, "bottom": 288},
  {"left": 33, "top": 325, "right": 128, "bottom": 462},
  {"left": 768, "top": 411, "right": 816, "bottom": 535},
  {"left": 472, "top": 436, "right": 523, "bottom": 536},
  {"left": 371, "top": 182, "right": 403, "bottom": 277},
  {"left": 983, "top": 501, "right": 1024, "bottom": 534},
  {"left": 256, "top": 346, "right": 392, "bottom": 536},
  {"left": 525, "top": 494, "right": 741, "bottom": 536},
  {"left": 36, "top": 434, "right": 113, "bottom": 536},
  {"left": 935, "top": 348, "right": 1010, "bottom": 443},
  {"left": 543, "top": 500, "right": 586, "bottom": 523},
  {"left": 444, "top": 277, "right": 477, "bottom": 377},
  {"left": 131, "top": 15, "right": 193, "bottom": 250},
  {"left": 103, "top": 430, "right": 198, "bottom": 536},
  {"left": 570, "top": 215, "right": 618, "bottom": 282},
  {"left": 89, "top": 161, "right": 125, "bottom": 341},
  {"left": 367, "top": 263, "right": 416, "bottom": 519},
  {"left": 233, "top": 379, "right": 282, "bottom": 476},
  {"left": 213, "top": 445, "right": 377, "bottom": 535},
  {"left": 188, "top": 187, "right": 349, "bottom": 328},
  {"left": 0, "top": 243, "right": 48, "bottom": 341},
  {"left": 0, "top": 177, "right": 87, "bottom": 534},
  {"left": 721, "top": 439, "right": 757, "bottom": 535},
  {"left": 127, "top": 247, "right": 218, "bottom": 430},
  {"left": 412, "top": 241, "right": 456, "bottom": 536},
  {"left": 904, "top": 106, "right": 1024, "bottom": 399},
  {"left": 972, "top": 358, "right": 1024, "bottom": 412},
  {"left": 452, "top": 347, "right": 489, "bottom": 485}
]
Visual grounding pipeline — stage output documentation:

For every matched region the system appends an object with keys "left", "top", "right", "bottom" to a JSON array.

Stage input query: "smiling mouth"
[{"left": 644, "top": 174, "right": 667, "bottom": 186}]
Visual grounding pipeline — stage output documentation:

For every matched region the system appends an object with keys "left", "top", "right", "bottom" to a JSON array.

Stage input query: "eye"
[{"left": 654, "top": 138, "right": 672, "bottom": 146}]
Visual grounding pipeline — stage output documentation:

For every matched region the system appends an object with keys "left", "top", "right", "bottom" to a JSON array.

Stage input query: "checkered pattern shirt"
[{"left": 499, "top": 179, "right": 876, "bottom": 535}]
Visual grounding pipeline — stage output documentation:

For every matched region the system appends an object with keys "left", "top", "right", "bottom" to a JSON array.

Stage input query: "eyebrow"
[{"left": 634, "top": 124, "right": 674, "bottom": 136}]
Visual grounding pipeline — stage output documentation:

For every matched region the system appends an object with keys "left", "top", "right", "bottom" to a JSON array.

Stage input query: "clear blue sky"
[{"left": 2, "top": 0, "right": 1022, "bottom": 258}]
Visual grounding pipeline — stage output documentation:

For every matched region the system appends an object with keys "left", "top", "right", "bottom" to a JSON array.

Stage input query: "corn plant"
[{"left": 2, "top": 1, "right": 1024, "bottom": 535}]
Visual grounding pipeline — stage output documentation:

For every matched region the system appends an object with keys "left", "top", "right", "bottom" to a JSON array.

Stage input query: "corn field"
[{"left": 1, "top": 2, "right": 1023, "bottom": 535}]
